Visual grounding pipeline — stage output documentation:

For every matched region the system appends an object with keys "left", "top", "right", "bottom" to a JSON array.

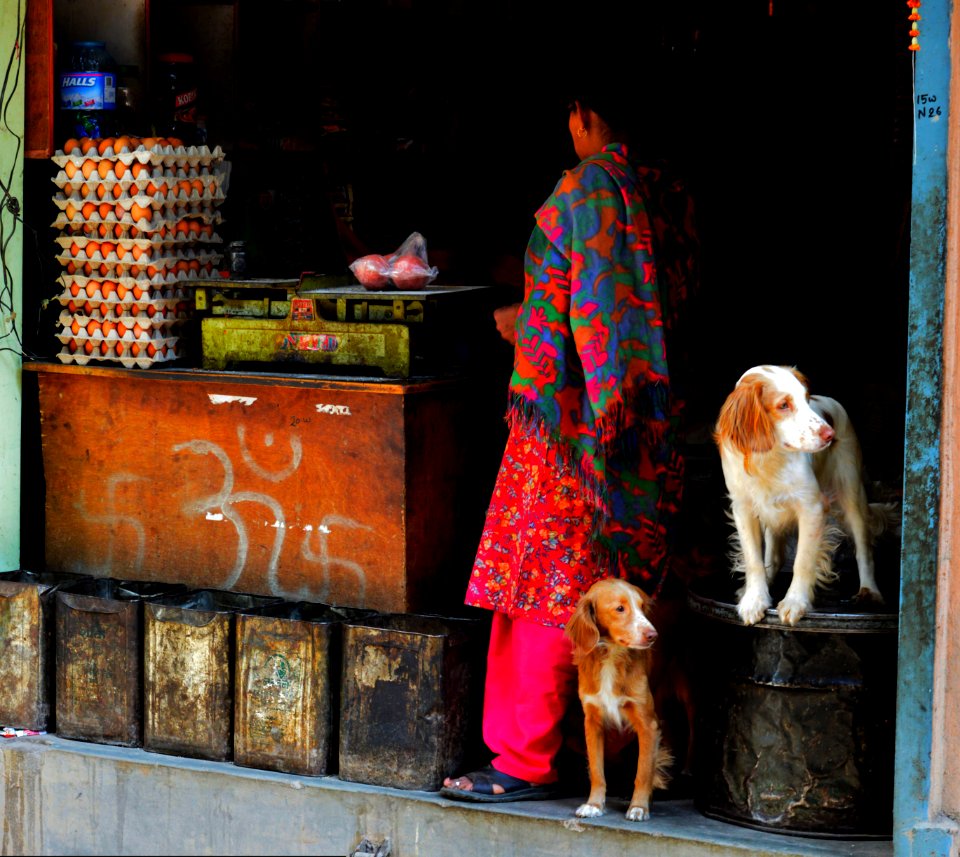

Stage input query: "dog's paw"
[
  {"left": 854, "top": 586, "right": 885, "bottom": 606},
  {"left": 575, "top": 802, "right": 604, "bottom": 818},
  {"left": 625, "top": 805, "right": 651, "bottom": 822},
  {"left": 777, "top": 594, "right": 811, "bottom": 625},
  {"left": 737, "top": 589, "right": 771, "bottom": 625}
]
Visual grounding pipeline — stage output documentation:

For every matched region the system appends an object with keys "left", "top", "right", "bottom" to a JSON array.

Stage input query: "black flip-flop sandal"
[{"left": 439, "top": 764, "right": 558, "bottom": 803}]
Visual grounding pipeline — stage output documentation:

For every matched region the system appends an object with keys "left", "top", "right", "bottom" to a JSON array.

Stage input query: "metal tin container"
[
  {"left": 338, "top": 613, "right": 483, "bottom": 791},
  {"left": 55, "top": 578, "right": 186, "bottom": 746},
  {"left": 234, "top": 601, "right": 377, "bottom": 776},
  {"left": 225, "top": 241, "right": 247, "bottom": 278},
  {"left": 143, "top": 589, "right": 282, "bottom": 761},
  {"left": 0, "top": 570, "right": 87, "bottom": 731},
  {"left": 688, "top": 575, "right": 897, "bottom": 839}
]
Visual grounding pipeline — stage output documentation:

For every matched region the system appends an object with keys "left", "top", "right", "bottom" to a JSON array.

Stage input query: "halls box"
[{"left": 25, "top": 363, "right": 502, "bottom": 614}]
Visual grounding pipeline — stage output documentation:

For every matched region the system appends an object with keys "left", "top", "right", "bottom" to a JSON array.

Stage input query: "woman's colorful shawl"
[{"left": 509, "top": 142, "right": 690, "bottom": 589}]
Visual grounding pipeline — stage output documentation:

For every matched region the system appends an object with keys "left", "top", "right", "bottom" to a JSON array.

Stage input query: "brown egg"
[{"left": 130, "top": 202, "right": 151, "bottom": 223}]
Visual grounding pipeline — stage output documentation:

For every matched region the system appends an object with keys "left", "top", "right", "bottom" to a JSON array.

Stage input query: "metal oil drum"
[
  {"left": 0, "top": 570, "right": 87, "bottom": 731},
  {"left": 143, "top": 589, "right": 282, "bottom": 761},
  {"left": 234, "top": 601, "right": 377, "bottom": 776},
  {"left": 55, "top": 578, "right": 186, "bottom": 746},
  {"left": 338, "top": 613, "right": 484, "bottom": 791},
  {"left": 688, "top": 573, "right": 897, "bottom": 839}
]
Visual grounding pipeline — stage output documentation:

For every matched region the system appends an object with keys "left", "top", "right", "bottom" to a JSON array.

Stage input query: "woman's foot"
[{"left": 439, "top": 765, "right": 558, "bottom": 803}]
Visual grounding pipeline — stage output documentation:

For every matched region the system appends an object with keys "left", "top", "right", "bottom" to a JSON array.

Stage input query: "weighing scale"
[{"left": 189, "top": 275, "right": 493, "bottom": 377}]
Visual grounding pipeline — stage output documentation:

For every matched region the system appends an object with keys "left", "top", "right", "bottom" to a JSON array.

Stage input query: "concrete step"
[{"left": 0, "top": 736, "right": 893, "bottom": 857}]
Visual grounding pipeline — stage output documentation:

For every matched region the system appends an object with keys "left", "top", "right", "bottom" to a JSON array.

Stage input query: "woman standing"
[{"left": 441, "top": 74, "right": 698, "bottom": 801}]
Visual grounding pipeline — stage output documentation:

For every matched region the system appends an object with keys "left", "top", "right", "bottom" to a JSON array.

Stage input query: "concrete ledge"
[{"left": 0, "top": 736, "right": 894, "bottom": 857}]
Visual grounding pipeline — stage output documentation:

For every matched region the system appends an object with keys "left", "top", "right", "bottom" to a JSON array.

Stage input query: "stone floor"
[{"left": 0, "top": 735, "right": 894, "bottom": 857}]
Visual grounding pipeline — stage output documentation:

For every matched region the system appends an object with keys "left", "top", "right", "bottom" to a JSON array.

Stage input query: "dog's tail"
[
  {"left": 868, "top": 501, "right": 901, "bottom": 539},
  {"left": 653, "top": 738, "right": 674, "bottom": 791}
]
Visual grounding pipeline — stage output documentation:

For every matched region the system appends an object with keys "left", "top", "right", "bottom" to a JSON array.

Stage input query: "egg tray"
[
  {"left": 51, "top": 143, "right": 226, "bottom": 171},
  {"left": 54, "top": 232, "right": 223, "bottom": 257},
  {"left": 56, "top": 246, "right": 223, "bottom": 270},
  {"left": 56, "top": 277, "right": 192, "bottom": 303},
  {"left": 53, "top": 186, "right": 227, "bottom": 218},
  {"left": 55, "top": 337, "right": 182, "bottom": 369},
  {"left": 59, "top": 261, "right": 220, "bottom": 285},
  {"left": 53, "top": 214, "right": 222, "bottom": 243},
  {"left": 57, "top": 309, "right": 184, "bottom": 339},
  {"left": 52, "top": 160, "right": 227, "bottom": 191},
  {"left": 52, "top": 174, "right": 226, "bottom": 203},
  {"left": 57, "top": 224, "right": 223, "bottom": 247},
  {"left": 52, "top": 198, "right": 224, "bottom": 225},
  {"left": 56, "top": 293, "right": 191, "bottom": 319}
]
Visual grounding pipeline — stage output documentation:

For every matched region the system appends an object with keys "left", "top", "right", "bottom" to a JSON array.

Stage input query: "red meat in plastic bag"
[
  {"left": 350, "top": 254, "right": 391, "bottom": 290},
  {"left": 390, "top": 254, "right": 434, "bottom": 289}
]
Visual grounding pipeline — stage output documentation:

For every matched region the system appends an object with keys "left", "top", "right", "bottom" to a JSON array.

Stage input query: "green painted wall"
[{"left": 0, "top": 0, "right": 23, "bottom": 570}]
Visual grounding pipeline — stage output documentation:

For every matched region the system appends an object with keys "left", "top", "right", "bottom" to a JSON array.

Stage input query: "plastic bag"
[{"left": 349, "top": 232, "right": 439, "bottom": 291}]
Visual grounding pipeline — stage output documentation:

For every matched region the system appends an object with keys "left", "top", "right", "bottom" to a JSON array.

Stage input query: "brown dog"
[{"left": 564, "top": 578, "right": 672, "bottom": 821}]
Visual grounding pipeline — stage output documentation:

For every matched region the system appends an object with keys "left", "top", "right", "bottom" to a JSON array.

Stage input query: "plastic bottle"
[
  {"left": 153, "top": 53, "right": 200, "bottom": 145},
  {"left": 57, "top": 40, "right": 118, "bottom": 144}
]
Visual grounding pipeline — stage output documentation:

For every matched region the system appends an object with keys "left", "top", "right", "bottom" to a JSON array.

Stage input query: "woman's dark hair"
[
  {"left": 561, "top": 51, "right": 657, "bottom": 135},
  {"left": 565, "top": 73, "right": 638, "bottom": 136}
]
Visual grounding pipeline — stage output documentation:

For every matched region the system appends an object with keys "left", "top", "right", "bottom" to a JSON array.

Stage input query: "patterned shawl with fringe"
[{"left": 508, "top": 142, "right": 686, "bottom": 585}]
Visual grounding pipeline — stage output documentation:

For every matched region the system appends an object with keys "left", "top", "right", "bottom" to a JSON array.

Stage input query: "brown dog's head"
[{"left": 565, "top": 578, "right": 658, "bottom": 660}]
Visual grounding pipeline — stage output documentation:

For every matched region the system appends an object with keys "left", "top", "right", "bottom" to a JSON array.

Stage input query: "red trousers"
[{"left": 482, "top": 611, "right": 579, "bottom": 785}]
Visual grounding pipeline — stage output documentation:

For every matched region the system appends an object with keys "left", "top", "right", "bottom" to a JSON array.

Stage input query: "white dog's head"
[{"left": 714, "top": 365, "right": 836, "bottom": 470}]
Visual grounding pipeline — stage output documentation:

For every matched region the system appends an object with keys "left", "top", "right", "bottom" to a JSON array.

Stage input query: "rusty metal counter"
[{"left": 22, "top": 361, "right": 503, "bottom": 615}]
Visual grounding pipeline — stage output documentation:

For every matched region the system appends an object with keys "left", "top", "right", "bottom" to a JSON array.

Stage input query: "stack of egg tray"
[{"left": 50, "top": 136, "right": 228, "bottom": 368}]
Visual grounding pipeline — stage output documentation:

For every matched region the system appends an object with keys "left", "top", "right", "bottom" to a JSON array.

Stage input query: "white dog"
[{"left": 713, "top": 364, "right": 896, "bottom": 626}]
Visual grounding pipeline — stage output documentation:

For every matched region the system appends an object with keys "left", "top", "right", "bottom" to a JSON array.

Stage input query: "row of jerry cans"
[{"left": 0, "top": 570, "right": 484, "bottom": 791}]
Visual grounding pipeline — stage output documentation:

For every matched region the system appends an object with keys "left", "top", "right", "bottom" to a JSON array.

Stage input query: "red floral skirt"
[{"left": 465, "top": 421, "right": 610, "bottom": 628}]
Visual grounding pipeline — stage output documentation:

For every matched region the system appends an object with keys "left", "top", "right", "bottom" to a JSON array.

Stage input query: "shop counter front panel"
[{"left": 25, "top": 364, "right": 490, "bottom": 614}]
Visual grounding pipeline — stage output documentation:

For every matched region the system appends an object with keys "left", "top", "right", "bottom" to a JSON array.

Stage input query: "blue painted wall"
[{"left": 894, "top": 0, "right": 953, "bottom": 855}]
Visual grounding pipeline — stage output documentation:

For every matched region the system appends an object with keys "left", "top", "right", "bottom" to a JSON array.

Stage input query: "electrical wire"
[
  {"left": 0, "top": 1, "right": 26, "bottom": 358},
  {"left": 0, "top": 1, "right": 55, "bottom": 361}
]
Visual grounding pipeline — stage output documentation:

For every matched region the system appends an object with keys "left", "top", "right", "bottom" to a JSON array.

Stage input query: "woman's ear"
[{"left": 571, "top": 101, "right": 589, "bottom": 134}]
